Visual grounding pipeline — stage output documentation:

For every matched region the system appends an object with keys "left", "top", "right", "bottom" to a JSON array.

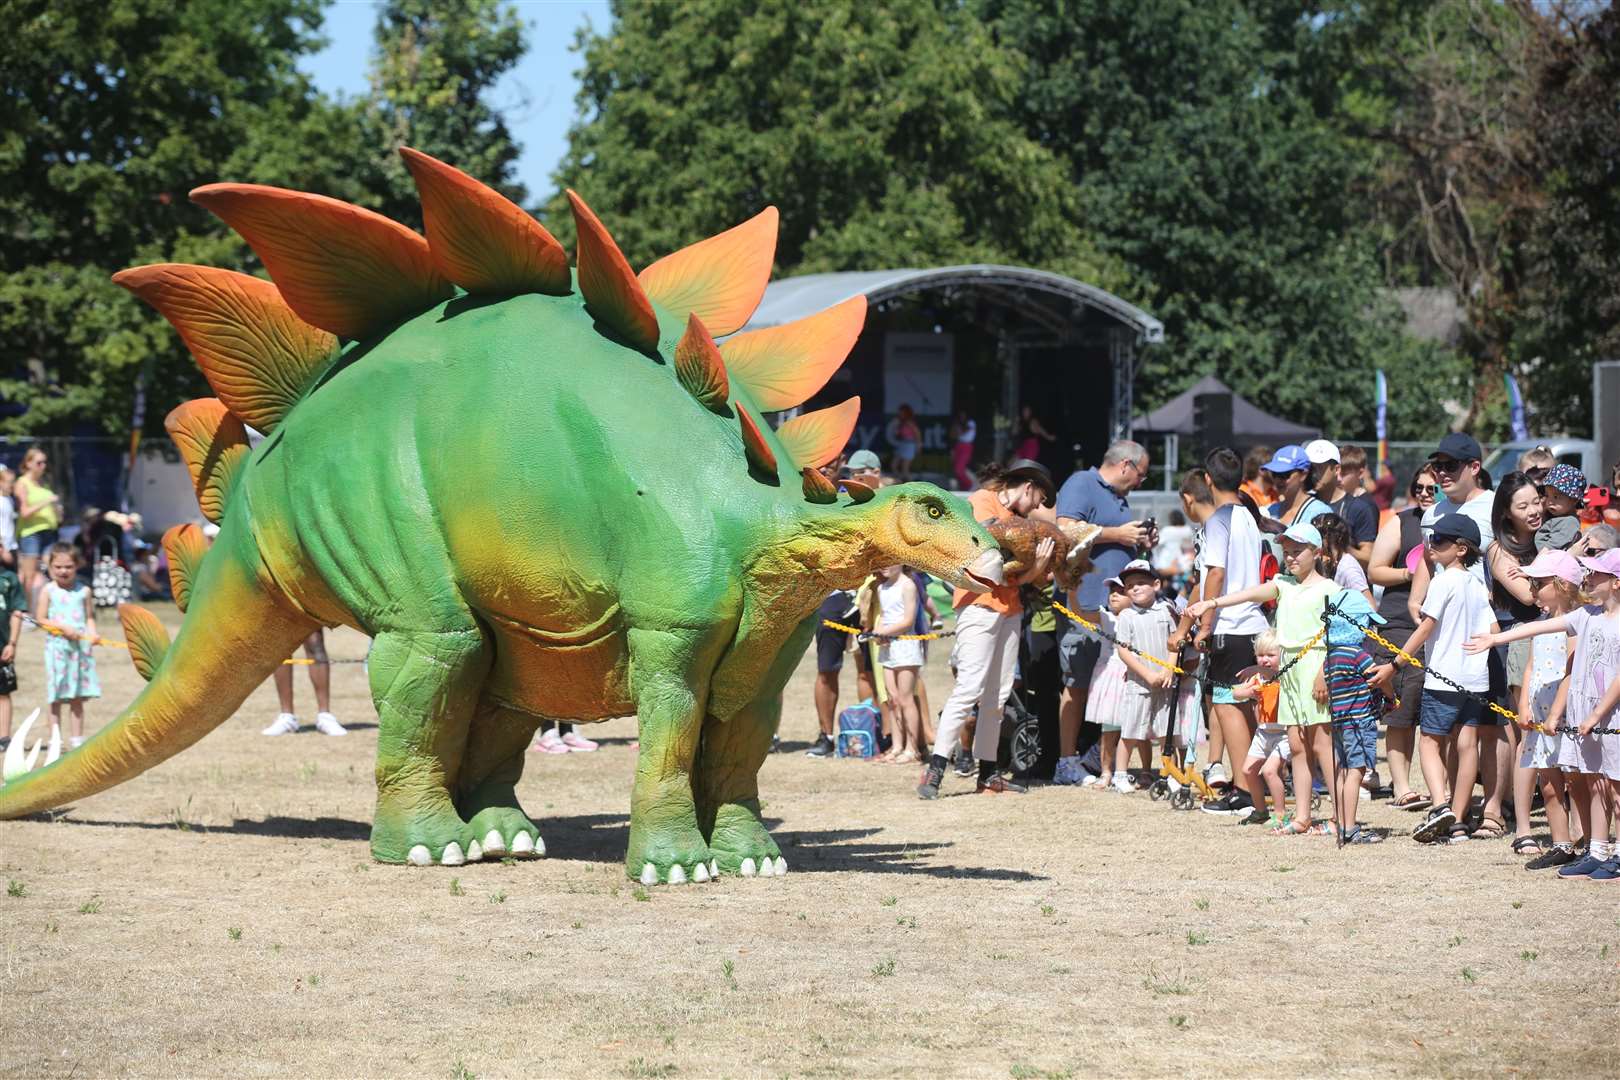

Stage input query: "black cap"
[
  {"left": 1430, "top": 512, "right": 1481, "bottom": 547},
  {"left": 1429, "top": 432, "right": 1483, "bottom": 463},
  {"left": 1004, "top": 458, "right": 1056, "bottom": 505}
]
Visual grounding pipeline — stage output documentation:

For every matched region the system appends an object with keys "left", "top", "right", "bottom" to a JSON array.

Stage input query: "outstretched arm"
[
  {"left": 1188, "top": 580, "right": 1279, "bottom": 619},
  {"left": 1466, "top": 615, "right": 1572, "bottom": 654}
]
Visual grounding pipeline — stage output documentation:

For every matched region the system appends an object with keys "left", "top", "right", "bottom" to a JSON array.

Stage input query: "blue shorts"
[
  {"left": 1419, "top": 689, "right": 1492, "bottom": 737},
  {"left": 17, "top": 529, "right": 57, "bottom": 557},
  {"left": 1333, "top": 716, "right": 1379, "bottom": 770}
]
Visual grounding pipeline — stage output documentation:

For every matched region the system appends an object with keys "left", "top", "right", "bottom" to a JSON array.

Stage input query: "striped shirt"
[{"left": 1324, "top": 644, "right": 1380, "bottom": 724}]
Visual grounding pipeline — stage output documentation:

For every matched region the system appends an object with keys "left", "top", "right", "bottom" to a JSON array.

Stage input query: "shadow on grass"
[{"left": 55, "top": 814, "right": 371, "bottom": 841}]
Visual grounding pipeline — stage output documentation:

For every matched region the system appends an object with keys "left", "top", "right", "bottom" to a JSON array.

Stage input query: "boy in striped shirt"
[{"left": 1322, "top": 589, "right": 1396, "bottom": 844}]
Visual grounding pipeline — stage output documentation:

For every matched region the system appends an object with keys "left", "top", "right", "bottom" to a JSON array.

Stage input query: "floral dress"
[{"left": 43, "top": 582, "right": 100, "bottom": 703}]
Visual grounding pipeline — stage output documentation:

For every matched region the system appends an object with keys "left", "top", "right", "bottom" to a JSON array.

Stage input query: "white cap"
[
  {"left": 1119, "top": 558, "right": 1155, "bottom": 580},
  {"left": 1304, "top": 439, "right": 1340, "bottom": 464}
]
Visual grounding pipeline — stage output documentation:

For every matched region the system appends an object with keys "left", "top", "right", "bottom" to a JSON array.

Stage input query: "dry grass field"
[{"left": 2, "top": 601, "right": 1619, "bottom": 1078}]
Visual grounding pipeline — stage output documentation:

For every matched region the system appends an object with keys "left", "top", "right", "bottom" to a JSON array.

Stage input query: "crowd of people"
[{"left": 812, "top": 428, "right": 1620, "bottom": 868}]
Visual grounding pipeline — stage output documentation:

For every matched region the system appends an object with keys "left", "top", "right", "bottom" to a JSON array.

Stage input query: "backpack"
[{"left": 835, "top": 700, "right": 881, "bottom": 758}]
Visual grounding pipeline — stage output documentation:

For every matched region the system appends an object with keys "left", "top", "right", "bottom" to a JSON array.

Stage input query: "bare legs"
[
  {"left": 883, "top": 666, "right": 923, "bottom": 761},
  {"left": 1385, "top": 725, "right": 1416, "bottom": 800}
]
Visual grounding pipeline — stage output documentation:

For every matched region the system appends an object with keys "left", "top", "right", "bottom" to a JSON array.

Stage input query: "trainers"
[
  {"left": 261, "top": 713, "right": 300, "bottom": 736},
  {"left": 68, "top": 736, "right": 84, "bottom": 750},
  {"left": 1588, "top": 858, "right": 1620, "bottom": 882},
  {"left": 530, "top": 729, "right": 568, "bottom": 754},
  {"left": 1412, "top": 805, "right": 1456, "bottom": 843},
  {"left": 952, "top": 746, "right": 975, "bottom": 777},
  {"left": 1559, "top": 852, "right": 1604, "bottom": 878},
  {"left": 1526, "top": 845, "right": 1578, "bottom": 871},
  {"left": 1053, "top": 755, "right": 1083, "bottom": 785},
  {"left": 1203, "top": 762, "right": 1228, "bottom": 786},
  {"left": 1240, "top": 806, "right": 1271, "bottom": 825},
  {"left": 560, "top": 730, "right": 598, "bottom": 752},
  {"left": 917, "top": 762, "right": 944, "bottom": 800},
  {"left": 1079, "top": 772, "right": 1104, "bottom": 787},
  {"left": 805, "top": 734, "right": 836, "bottom": 758},
  {"left": 1110, "top": 773, "right": 1138, "bottom": 794},
  {"left": 313, "top": 712, "right": 347, "bottom": 737},
  {"left": 1199, "top": 790, "right": 1253, "bottom": 817},
  {"left": 977, "top": 774, "right": 1028, "bottom": 795}
]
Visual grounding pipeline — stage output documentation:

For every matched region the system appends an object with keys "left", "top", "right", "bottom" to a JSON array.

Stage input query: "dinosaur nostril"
[{"left": 971, "top": 536, "right": 979, "bottom": 547}]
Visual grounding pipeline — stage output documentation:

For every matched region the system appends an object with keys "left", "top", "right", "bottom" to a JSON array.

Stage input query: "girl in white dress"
[
  {"left": 1513, "top": 565, "right": 1582, "bottom": 861},
  {"left": 1083, "top": 579, "right": 1130, "bottom": 788},
  {"left": 1110, "top": 561, "right": 1176, "bottom": 793},
  {"left": 874, "top": 565, "right": 925, "bottom": 765}
]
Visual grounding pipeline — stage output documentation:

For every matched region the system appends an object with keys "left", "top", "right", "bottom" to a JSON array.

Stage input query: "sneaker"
[
  {"left": 261, "top": 713, "right": 300, "bottom": 736},
  {"left": 68, "top": 736, "right": 84, "bottom": 750},
  {"left": 805, "top": 734, "right": 836, "bottom": 758},
  {"left": 1526, "top": 845, "right": 1578, "bottom": 871},
  {"left": 1203, "top": 762, "right": 1228, "bottom": 786},
  {"left": 1345, "top": 826, "right": 1384, "bottom": 844},
  {"left": 1110, "top": 773, "right": 1139, "bottom": 794},
  {"left": 0, "top": 737, "right": 9, "bottom": 752},
  {"left": 1199, "top": 790, "right": 1253, "bottom": 817},
  {"left": 1559, "top": 853, "right": 1604, "bottom": 878},
  {"left": 560, "top": 731, "right": 598, "bottom": 752},
  {"left": 769, "top": 735, "right": 780, "bottom": 754},
  {"left": 1053, "top": 756, "right": 1083, "bottom": 785},
  {"left": 1240, "top": 806, "right": 1271, "bottom": 825},
  {"left": 977, "top": 774, "right": 1028, "bottom": 795},
  {"left": 1079, "top": 773, "right": 1104, "bottom": 788},
  {"left": 1412, "top": 806, "right": 1456, "bottom": 843},
  {"left": 530, "top": 729, "right": 568, "bottom": 754},
  {"left": 1587, "top": 858, "right": 1620, "bottom": 881},
  {"left": 313, "top": 712, "right": 347, "bottom": 737},
  {"left": 916, "top": 762, "right": 944, "bottom": 800},
  {"left": 952, "top": 746, "right": 975, "bottom": 777}
]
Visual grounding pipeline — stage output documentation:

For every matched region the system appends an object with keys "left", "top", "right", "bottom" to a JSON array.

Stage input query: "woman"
[
  {"left": 14, "top": 447, "right": 63, "bottom": 601},
  {"left": 948, "top": 410, "right": 976, "bottom": 491},
  {"left": 1365, "top": 465, "right": 1439, "bottom": 809},
  {"left": 887, "top": 405, "right": 921, "bottom": 482},
  {"left": 1487, "top": 472, "right": 1545, "bottom": 853},
  {"left": 1011, "top": 405, "right": 1055, "bottom": 464}
]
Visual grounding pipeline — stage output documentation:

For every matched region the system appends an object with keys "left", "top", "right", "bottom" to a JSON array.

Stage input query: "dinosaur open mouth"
[{"left": 964, "top": 568, "right": 999, "bottom": 591}]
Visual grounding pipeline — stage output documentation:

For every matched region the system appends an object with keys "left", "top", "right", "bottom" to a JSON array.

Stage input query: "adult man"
[
  {"left": 1415, "top": 433, "right": 1496, "bottom": 590},
  {"left": 1051, "top": 441, "right": 1154, "bottom": 778},
  {"left": 1310, "top": 440, "right": 1376, "bottom": 565},
  {"left": 807, "top": 449, "right": 882, "bottom": 757},
  {"left": 1190, "top": 449, "right": 1268, "bottom": 817}
]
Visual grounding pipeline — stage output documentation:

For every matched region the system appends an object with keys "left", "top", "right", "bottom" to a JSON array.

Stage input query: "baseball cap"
[
  {"left": 1118, "top": 558, "right": 1156, "bottom": 582},
  {"left": 1326, "top": 587, "right": 1385, "bottom": 647},
  {"left": 1304, "top": 439, "right": 1340, "bottom": 465},
  {"left": 1280, "top": 522, "right": 1322, "bottom": 548},
  {"left": 1261, "top": 445, "right": 1311, "bottom": 474},
  {"left": 1578, "top": 549, "right": 1620, "bottom": 577},
  {"left": 1522, "top": 547, "right": 1585, "bottom": 587},
  {"left": 1429, "top": 432, "right": 1483, "bottom": 463},
  {"left": 1430, "top": 513, "right": 1481, "bottom": 547},
  {"left": 846, "top": 449, "right": 881, "bottom": 471},
  {"left": 1541, "top": 463, "right": 1587, "bottom": 502},
  {"left": 1003, "top": 457, "right": 1056, "bottom": 505}
]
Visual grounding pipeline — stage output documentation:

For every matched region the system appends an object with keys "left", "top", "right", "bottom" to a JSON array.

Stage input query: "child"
[
  {"left": 1110, "top": 559, "right": 1177, "bottom": 794},
  {"left": 1230, "top": 629, "right": 1290, "bottom": 828},
  {"left": 32, "top": 542, "right": 100, "bottom": 749},
  {"left": 1398, "top": 515, "right": 1498, "bottom": 843},
  {"left": 873, "top": 564, "right": 925, "bottom": 765},
  {"left": 1536, "top": 464, "right": 1586, "bottom": 551},
  {"left": 1470, "top": 548, "right": 1620, "bottom": 877},
  {"left": 1321, "top": 589, "right": 1394, "bottom": 843},
  {"left": 0, "top": 466, "right": 16, "bottom": 571},
  {"left": 0, "top": 556, "right": 24, "bottom": 750},
  {"left": 1079, "top": 578, "right": 1130, "bottom": 788},
  {"left": 1189, "top": 522, "right": 1340, "bottom": 835}
]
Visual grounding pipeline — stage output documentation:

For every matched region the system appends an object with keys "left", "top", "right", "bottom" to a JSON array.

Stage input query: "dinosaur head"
[{"left": 847, "top": 483, "right": 1003, "bottom": 593}]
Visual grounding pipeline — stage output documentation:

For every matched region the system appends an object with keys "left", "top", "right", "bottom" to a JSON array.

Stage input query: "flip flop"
[{"left": 1391, "top": 791, "right": 1431, "bottom": 812}]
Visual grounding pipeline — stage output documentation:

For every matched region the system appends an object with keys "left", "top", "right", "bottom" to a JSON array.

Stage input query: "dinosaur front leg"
[
  {"left": 455, "top": 700, "right": 544, "bottom": 859},
  {"left": 694, "top": 692, "right": 785, "bottom": 877},
  {"left": 626, "top": 628, "right": 716, "bottom": 885},
  {"left": 368, "top": 628, "right": 490, "bottom": 866}
]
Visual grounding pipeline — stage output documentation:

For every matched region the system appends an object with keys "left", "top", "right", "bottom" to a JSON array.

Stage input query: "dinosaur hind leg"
[
  {"left": 455, "top": 699, "right": 544, "bottom": 860},
  {"left": 695, "top": 693, "right": 786, "bottom": 878},
  {"left": 367, "top": 626, "right": 490, "bottom": 866}
]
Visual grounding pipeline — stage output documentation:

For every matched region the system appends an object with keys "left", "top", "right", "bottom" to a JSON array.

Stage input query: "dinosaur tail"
[{"left": 0, "top": 523, "right": 316, "bottom": 819}]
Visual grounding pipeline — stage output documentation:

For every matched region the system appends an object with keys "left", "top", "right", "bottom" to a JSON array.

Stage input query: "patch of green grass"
[
  {"left": 297, "top": 762, "right": 317, "bottom": 783},
  {"left": 896, "top": 915, "right": 918, "bottom": 930},
  {"left": 488, "top": 890, "right": 507, "bottom": 905},
  {"left": 307, "top": 973, "right": 322, "bottom": 988},
  {"left": 721, "top": 959, "right": 737, "bottom": 989},
  {"left": 170, "top": 796, "right": 194, "bottom": 831},
  {"left": 632, "top": 886, "right": 651, "bottom": 902},
  {"left": 1194, "top": 898, "right": 1209, "bottom": 911},
  {"left": 1271, "top": 865, "right": 1294, "bottom": 874},
  {"left": 626, "top": 1060, "right": 677, "bottom": 1079},
  {"left": 500, "top": 857, "right": 516, "bottom": 867},
  {"left": 880, "top": 895, "right": 897, "bottom": 907},
  {"left": 271, "top": 942, "right": 282, "bottom": 953},
  {"left": 450, "top": 1059, "right": 476, "bottom": 1080},
  {"left": 352, "top": 862, "right": 370, "bottom": 873},
  {"left": 796, "top": 912, "right": 807, "bottom": 921},
  {"left": 1602, "top": 944, "right": 1610, "bottom": 960},
  {"left": 1142, "top": 967, "right": 1196, "bottom": 997},
  {"left": 1511, "top": 900, "right": 1524, "bottom": 910},
  {"left": 6, "top": 879, "right": 24, "bottom": 898},
  {"left": 1169, "top": 1015, "right": 1189, "bottom": 1029},
  {"left": 1009, "top": 1064, "right": 1072, "bottom": 1080},
  {"left": 1185, "top": 931, "right": 1209, "bottom": 946},
  {"left": 1520, "top": 950, "right": 1537, "bottom": 961},
  {"left": 449, "top": 878, "right": 464, "bottom": 897},
  {"left": 871, "top": 957, "right": 896, "bottom": 978},
  {"left": 227, "top": 927, "right": 242, "bottom": 941},
  {"left": 78, "top": 896, "right": 102, "bottom": 915},
  {"left": 1461, "top": 967, "right": 1477, "bottom": 982},
  {"left": 44, "top": 920, "right": 58, "bottom": 934},
  {"left": 1040, "top": 904, "right": 1055, "bottom": 918},
  {"left": 570, "top": 920, "right": 583, "bottom": 930},
  {"left": 1447, "top": 935, "right": 1464, "bottom": 948}
]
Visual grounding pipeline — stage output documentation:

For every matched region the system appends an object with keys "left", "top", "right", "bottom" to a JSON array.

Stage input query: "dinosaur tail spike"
[
  {"left": 118, "top": 604, "right": 171, "bottom": 683},
  {"left": 775, "top": 397, "right": 860, "bottom": 472},
  {"left": 164, "top": 399, "right": 250, "bottom": 525},
  {"left": 0, "top": 522, "right": 317, "bottom": 818},
  {"left": 566, "top": 190, "right": 661, "bottom": 354},
  {"left": 190, "top": 182, "right": 451, "bottom": 341},
  {"left": 161, "top": 523, "right": 210, "bottom": 614},
  {"left": 719, "top": 295, "right": 867, "bottom": 411},
  {"left": 802, "top": 467, "right": 838, "bottom": 504},
  {"left": 639, "top": 207, "right": 778, "bottom": 337},
  {"left": 674, "top": 315, "right": 730, "bottom": 413},
  {"left": 399, "top": 147, "right": 571, "bottom": 297},
  {"left": 112, "top": 264, "right": 338, "bottom": 434},
  {"left": 737, "top": 405, "right": 778, "bottom": 477}
]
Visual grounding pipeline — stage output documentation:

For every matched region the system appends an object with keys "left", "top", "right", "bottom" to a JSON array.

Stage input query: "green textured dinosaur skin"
[{"left": 0, "top": 274, "right": 999, "bottom": 882}]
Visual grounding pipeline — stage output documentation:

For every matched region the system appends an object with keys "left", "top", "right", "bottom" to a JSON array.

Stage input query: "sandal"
[
  {"left": 1511, "top": 835, "right": 1543, "bottom": 856},
  {"left": 1391, "top": 791, "right": 1431, "bottom": 812},
  {"left": 1447, "top": 824, "right": 1472, "bottom": 844},
  {"left": 889, "top": 751, "right": 920, "bottom": 766},
  {"left": 1270, "top": 817, "right": 1307, "bottom": 836},
  {"left": 1472, "top": 815, "right": 1506, "bottom": 841},
  {"left": 1344, "top": 826, "right": 1385, "bottom": 845}
]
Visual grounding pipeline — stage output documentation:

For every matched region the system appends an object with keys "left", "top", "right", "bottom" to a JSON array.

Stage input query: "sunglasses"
[
  {"left": 1412, "top": 484, "right": 1439, "bottom": 497},
  {"left": 1430, "top": 458, "right": 1469, "bottom": 475},
  {"left": 1429, "top": 537, "right": 1458, "bottom": 549}
]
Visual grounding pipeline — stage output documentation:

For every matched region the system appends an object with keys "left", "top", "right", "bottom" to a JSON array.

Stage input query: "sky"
[{"left": 299, "top": 0, "right": 612, "bottom": 200}]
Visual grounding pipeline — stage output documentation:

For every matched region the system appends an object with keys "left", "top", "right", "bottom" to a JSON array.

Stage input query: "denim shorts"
[
  {"left": 1419, "top": 688, "right": 1491, "bottom": 737},
  {"left": 1059, "top": 628, "right": 1101, "bottom": 690},
  {"left": 1333, "top": 716, "right": 1379, "bottom": 769},
  {"left": 17, "top": 529, "right": 58, "bottom": 557}
]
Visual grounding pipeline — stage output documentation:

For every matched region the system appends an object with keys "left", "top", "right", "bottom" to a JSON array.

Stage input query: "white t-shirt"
[
  {"left": 1421, "top": 489, "right": 1496, "bottom": 590},
  {"left": 1334, "top": 553, "right": 1369, "bottom": 593},
  {"left": 1202, "top": 503, "right": 1267, "bottom": 635},
  {"left": 0, "top": 494, "right": 14, "bottom": 552},
  {"left": 1419, "top": 565, "right": 1494, "bottom": 691}
]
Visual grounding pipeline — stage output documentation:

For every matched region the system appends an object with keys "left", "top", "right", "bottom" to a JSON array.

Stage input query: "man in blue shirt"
[{"left": 1051, "top": 440, "right": 1154, "bottom": 779}]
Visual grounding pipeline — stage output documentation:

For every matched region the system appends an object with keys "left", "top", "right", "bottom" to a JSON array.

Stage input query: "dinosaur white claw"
[
  {"left": 3, "top": 709, "right": 41, "bottom": 782},
  {"left": 758, "top": 858, "right": 775, "bottom": 878},
  {"left": 482, "top": 830, "right": 505, "bottom": 856},
  {"left": 43, "top": 725, "right": 61, "bottom": 767},
  {"left": 466, "top": 840, "right": 483, "bottom": 861},
  {"left": 668, "top": 864, "right": 687, "bottom": 885},
  {"left": 640, "top": 863, "right": 658, "bottom": 886},
  {"left": 532, "top": 834, "right": 546, "bottom": 857},
  {"left": 708, "top": 859, "right": 718, "bottom": 878},
  {"left": 693, "top": 862, "right": 710, "bottom": 883},
  {"left": 774, "top": 856, "right": 787, "bottom": 876},
  {"left": 511, "top": 832, "right": 535, "bottom": 856},
  {"left": 407, "top": 845, "right": 433, "bottom": 866},
  {"left": 739, "top": 858, "right": 756, "bottom": 878}
]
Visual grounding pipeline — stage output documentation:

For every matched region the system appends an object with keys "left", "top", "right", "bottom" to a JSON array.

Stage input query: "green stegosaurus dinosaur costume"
[{"left": 0, "top": 150, "right": 1004, "bottom": 883}]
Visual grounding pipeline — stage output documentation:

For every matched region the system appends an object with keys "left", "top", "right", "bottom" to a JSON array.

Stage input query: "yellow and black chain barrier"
[
  {"left": 20, "top": 614, "right": 368, "bottom": 666},
  {"left": 821, "top": 619, "right": 955, "bottom": 643}
]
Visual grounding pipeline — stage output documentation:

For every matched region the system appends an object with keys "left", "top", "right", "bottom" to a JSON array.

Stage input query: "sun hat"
[
  {"left": 1003, "top": 457, "right": 1056, "bottom": 505},
  {"left": 1280, "top": 522, "right": 1322, "bottom": 547},
  {"left": 846, "top": 449, "right": 881, "bottom": 471},
  {"left": 1522, "top": 547, "right": 1585, "bottom": 587},
  {"left": 1261, "top": 445, "right": 1311, "bottom": 474},
  {"left": 1430, "top": 513, "right": 1481, "bottom": 547},
  {"left": 1304, "top": 439, "right": 1340, "bottom": 465},
  {"left": 1326, "top": 587, "right": 1385, "bottom": 647},
  {"left": 1541, "top": 463, "right": 1587, "bottom": 502},
  {"left": 1577, "top": 549, "right": 1620, "bottom": 577}
]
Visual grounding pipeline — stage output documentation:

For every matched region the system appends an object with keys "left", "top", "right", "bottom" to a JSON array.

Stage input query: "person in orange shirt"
[
  {"left": 918, "top": 459, "right": 1056, "bottom": 798},
  {"left": 1239, "top": 445, "right": 1275, "bottom": 514}
]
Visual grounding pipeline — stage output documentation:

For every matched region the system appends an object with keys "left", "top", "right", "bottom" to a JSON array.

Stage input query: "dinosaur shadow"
[{"left": 57, "top": 814, "right": 371, "bottom": 841}]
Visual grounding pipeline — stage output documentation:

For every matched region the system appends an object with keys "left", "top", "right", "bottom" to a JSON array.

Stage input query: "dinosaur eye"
[{"left": 926, "top": 504, "right": 942, "bottom": 519}]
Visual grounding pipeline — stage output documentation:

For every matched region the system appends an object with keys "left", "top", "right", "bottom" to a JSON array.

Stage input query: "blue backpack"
[{"left": 836, "top": 700, "right": 881, "bottom": 758}]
